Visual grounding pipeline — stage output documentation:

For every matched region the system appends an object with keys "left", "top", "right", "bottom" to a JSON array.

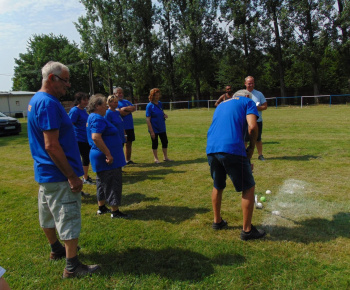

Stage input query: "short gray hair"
[
  {"left": 113, "top": 87, "right": 123, "bottom": 94},
  {"left": 42, "top": 61, "right": 69, "bottom": 81},
  {"left": 87, "top": 94, "right": 106, "bottom": 113},
  {"left": 233, "top": 89, "right": 252, "bottom": 98}
]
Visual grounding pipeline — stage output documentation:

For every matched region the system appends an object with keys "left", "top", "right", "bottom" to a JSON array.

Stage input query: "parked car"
[{"left": 0, "top": 112, "right": 21, "bottom": 136}]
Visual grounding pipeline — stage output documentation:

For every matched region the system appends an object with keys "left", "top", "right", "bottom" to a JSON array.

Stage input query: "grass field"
[{"left": 0, "top": 105, "right": 349, "bottom": 289}]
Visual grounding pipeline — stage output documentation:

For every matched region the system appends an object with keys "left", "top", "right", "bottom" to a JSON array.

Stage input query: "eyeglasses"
[{"left": 54, "top": 74, "right": 70, "bottom": 84}]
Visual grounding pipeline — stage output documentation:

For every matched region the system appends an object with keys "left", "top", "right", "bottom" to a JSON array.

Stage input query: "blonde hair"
[{"left": 107, "top": 95, "right": 118, "bottom": 104}]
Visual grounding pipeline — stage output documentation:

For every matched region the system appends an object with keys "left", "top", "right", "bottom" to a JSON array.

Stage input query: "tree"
[
  {"left": 173, "top": 0, "right": 223, "bottom": 102},
  {"left": 260, "top": 0, "right": 287, "bottom": 101},
  {"left": 220, "top": 0, "right": 265, "bottom": 78},
  {"left": 12, "top": 34, "right": 89, "bottom": 100}
]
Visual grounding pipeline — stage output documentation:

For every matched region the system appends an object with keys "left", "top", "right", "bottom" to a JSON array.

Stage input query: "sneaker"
[
  {"left": 212, "top": 219, "right": 228, "bottom": 230},
  {"left": 258, "top": 155, "right": 266, "bottom": 161},
  {"left": 126, "top": 160, "right": 136, "bottom": 165},
  {"left": 111, "top": 210, "right": 131, "bottom": 219},
  {"left": 50, "top": 246, "right": 81, "bottom": 260},
  {"left": 240, "top": 225, "right": 266, "bottom": 241},
  {"left": 97, "top": 206, "right": 111, "bottom": 215},
  {"left": 62, "top": 263, "right": 100, "bottom": 279},
  {"left": 83, "top": 176, "right": 95, "bottom": 185},
  {"left": 81, "top": 191, "right": 90, "bottom": 197}
]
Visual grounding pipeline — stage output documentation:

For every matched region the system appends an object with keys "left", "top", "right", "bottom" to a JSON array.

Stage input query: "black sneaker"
[
  {"left": 111, "top": 210, "right": 131, "bottom": 219},
  {"left": 258, "top": 155, "right": 266, "bottom": 161},
  {"left": 126, "top": 160, "right": 136, "bottom": 165},
  {"left": 63, "top": 263, "right": 100, "bottom": 279},
  {"left": 212, "top": 219, "right": 228, "bottom": 230},
  {"left": 97, "top": 206, "right": 111, "bottom": 215},
  {"left": 83, "top": 176, "right": 95, "bottom": 184},
  {"left": 240, "top": 225, "right": 266, "bottom": 241}
]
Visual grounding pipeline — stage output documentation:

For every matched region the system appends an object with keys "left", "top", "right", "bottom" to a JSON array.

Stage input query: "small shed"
[{"left": 0, "top": 91, "right": 35, "bottom": 117}]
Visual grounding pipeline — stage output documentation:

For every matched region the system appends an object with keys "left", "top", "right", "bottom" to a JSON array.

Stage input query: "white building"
[{"left": 0, "top": 91, "right": 35, "bottom": 117}]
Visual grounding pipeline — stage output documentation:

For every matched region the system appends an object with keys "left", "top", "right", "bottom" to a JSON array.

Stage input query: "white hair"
[
  {"left": 113, "top": 87, "right": 123, "bottom": 94},
  {"left": 233, "top": 89, "right": 252, "bottom": 98},
  {"left": 42, "top": 61, "right": 69, "bottom": 82}
]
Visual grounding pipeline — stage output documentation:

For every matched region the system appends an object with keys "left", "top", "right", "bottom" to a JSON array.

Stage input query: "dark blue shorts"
[{"left": 207, "top": 153, "right": 255, "bottom": 192}]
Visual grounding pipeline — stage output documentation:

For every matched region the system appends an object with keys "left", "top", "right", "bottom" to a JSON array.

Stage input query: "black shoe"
[
  {"left": 240, "top": 225, "right": 266, "bottom": 241},
  {"left": 83, "top": 176, "right": 95, "bottom": 184},
  {"left": 63, "top": 263, "right": 100, "bottom": 279},
  {"left": 97, "top": 206, "right": 111, "bottom": 215},
  {"left": 111, "top": 210, "right": 131, "bottom": 219},
  {"left": 212, "top": 219, "right": 228, "bottom": 230},
  {"left": 81, "top": 191, "right": 90, "bottom": 197},
  {"left": 126, "top": 160, "right": 136, "bottom": 165},
  {"left": 258, "top": 155, "right": 266, "bottom": 161}
]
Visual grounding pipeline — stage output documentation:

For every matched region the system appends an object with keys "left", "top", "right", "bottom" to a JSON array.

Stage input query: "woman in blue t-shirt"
[
  {"left": 105, "top": 95, "right": 126, "bottom": 145},
  {"left": 146, "top": 88, "right": 172, "bottom": 163},
  {"left": 68, "top": 92, "right": 94, "bottom": 196},
  {"left": 86, "top": 94, "right": 129, "bottom": 219}
]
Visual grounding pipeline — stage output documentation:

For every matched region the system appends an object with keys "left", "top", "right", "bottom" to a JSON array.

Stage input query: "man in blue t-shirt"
[
  {"left": 244, "top": 76, "right": 268, "bottom": 161},
  {"left": 114, "top": 87, "right": 136, "bottom": 165},
  {"left": 206, "top": 89, "right": 266, "bottom": 241},
  {"left": 27, "top": 61, "right": 99, "bottom": 278}
]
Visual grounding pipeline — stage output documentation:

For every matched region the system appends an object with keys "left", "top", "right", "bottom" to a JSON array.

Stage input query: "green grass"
[{"left": 0, "top": 105, "right": 349, "bottom": 289}]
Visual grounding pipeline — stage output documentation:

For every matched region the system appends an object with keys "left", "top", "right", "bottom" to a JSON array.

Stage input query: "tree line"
[{"left": 13, "top": 0, "right": 349, "bottom": 103}]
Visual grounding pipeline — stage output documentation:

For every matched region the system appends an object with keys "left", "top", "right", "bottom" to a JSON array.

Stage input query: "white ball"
[
  {"left": 256, "top": 102, "right": 260, "bottom": 106},
  {"left": 256, "top": 202, "right": 263, "bottom": 209},
  {"left": 272, "top": 210, "right": 280, "bottom": 215},
  {"left": 266, "top": 190, "right": 271, "bottom": 194}
]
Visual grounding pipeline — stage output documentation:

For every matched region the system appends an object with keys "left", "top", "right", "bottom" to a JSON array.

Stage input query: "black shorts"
[{"left": 125, "top": 129, "right": 135, "bottom": 142}]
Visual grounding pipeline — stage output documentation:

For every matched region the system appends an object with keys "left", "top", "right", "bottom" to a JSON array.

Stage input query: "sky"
[{"left": 0, "top": 0, "right": 86, "bottom": 91}]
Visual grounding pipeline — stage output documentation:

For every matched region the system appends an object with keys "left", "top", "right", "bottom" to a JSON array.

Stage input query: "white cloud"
[{"left": 0, "top": 0, "right": 86, "bottom": 90}]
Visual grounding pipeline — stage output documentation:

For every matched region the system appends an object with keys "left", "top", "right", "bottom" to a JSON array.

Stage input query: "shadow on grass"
[
  {"left": 130, "top": 157, "right": 208, "bottom": 168},
  {"left": 122, "top": 168, "right": 186, "bottom": 184},
  {"left": 83, "top": 247, "right": 245, "bottom": 282},
  {"left": 266, "top": 155, "right": 318, "bottom": 161},
  {"left": 81, "top": 192, "right": 159, "bottom": 206},
  {"left": 265, "top": 212, "right": 349, "bottom": 243},
  {"left": 126, "top": 205, "right": 210, "bottom": 223}
]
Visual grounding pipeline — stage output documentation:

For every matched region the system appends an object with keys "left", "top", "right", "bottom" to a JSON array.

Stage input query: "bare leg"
[
  {"left": 125, "top": 141, "right": 132, "bottom": 162},
  {"left": 83, "top": 166, "right": 89, "bottom": 180},
  {"left": 212, "top": 188, "right": 224, "bottom": 223},
  {"left": 256, "top": 141, "right": 263, "bottom": 156},
  {"left": 162, "top": 148, "right": 169, "bottom": 160},
  {"left": 241, "top": 186, "right": 255, "bottom": 232},
  {"left": 152, "top": 149, "right": 159, "bottom": 163},
  {"left": 43, "top": 228, "right": 59, "bottom": 244},
  {"left": 98, "top": 200, "right": 105, "bottom": 206},
  {"left": 64, "top": 238, "right": 78, "bottom": 259},
  {"left": 111, "top": 206, "right": 119, "bottom": 212}
]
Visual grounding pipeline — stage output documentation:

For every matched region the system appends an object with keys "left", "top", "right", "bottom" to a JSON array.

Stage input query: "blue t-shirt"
[
  {"left": 87, "top": 113, "right": 126, "bottom": 172},
  {"left": 251, "top": 89, "right": 266, "bottom": 122},
  {"left": 117, "top": 99, "right": 134, "bottom": 130},
  {"left": 68, "top": 106, "right": 89, "bottom": 143},
  {"left": 27, "top": 92, "right": 83, "bottom": 183},
  {"left": 146, "top": 101, "right": 166, "bottom": 133},
  {"left": 105, "top": 109, "right": 126, "bottom": 143},
  {"left": 206, "top": 97, "right": 259, "bottom": 157}
]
